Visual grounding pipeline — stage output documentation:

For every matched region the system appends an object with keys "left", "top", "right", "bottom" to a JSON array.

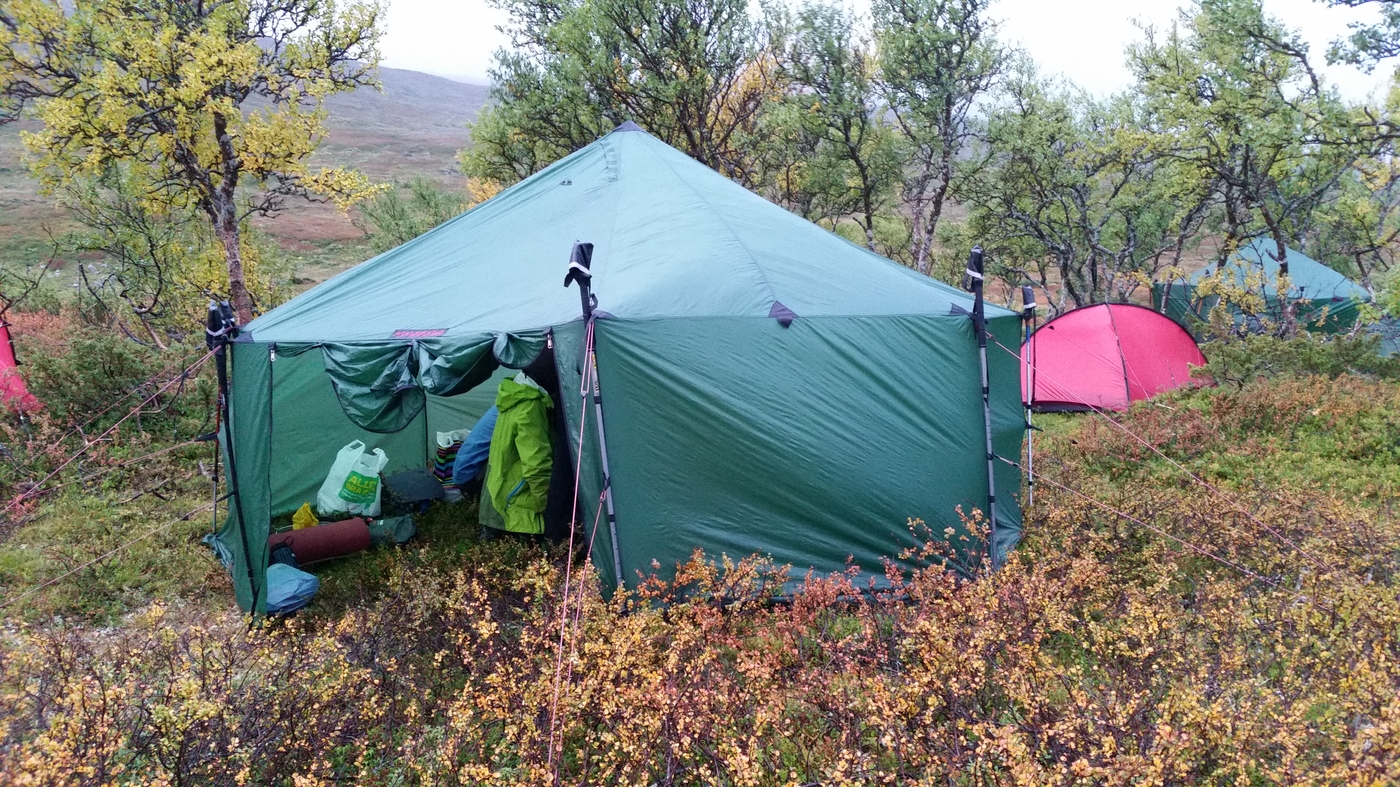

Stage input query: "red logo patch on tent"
[{"left": 389, "top": 329, "right": 447, "bottom": 339}]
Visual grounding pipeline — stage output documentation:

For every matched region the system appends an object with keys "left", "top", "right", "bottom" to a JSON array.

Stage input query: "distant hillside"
[
  {"left": 325, "top": 67, "right": 490, "bottom": 141},
  {"left": 0, "top": 68, "right": 491, "bottom": 281},
  {"left": 277, "top": 68, "right": 490, "bottom": 280},
  {"left": 313, "top": 67, "right": 490, "bottom": 186}
]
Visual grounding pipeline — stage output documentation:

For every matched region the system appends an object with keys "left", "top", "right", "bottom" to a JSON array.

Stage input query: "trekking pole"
[
  {"left": 963, "top": 246, "right": 997, "bottom": 560},
  {"left": 563, "top": 242, "right": 625, "bottom": 590},
  {"left": 1020, "top": 285, "right": 1037, "bottom": 507},
  {"left": 207, "top": 300, "right": 259, "bottom": 614}
]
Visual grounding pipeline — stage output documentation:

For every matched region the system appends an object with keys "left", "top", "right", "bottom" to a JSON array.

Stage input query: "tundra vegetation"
[{"left": 0, "top": 0, "right": 1398, "bottom": 784}]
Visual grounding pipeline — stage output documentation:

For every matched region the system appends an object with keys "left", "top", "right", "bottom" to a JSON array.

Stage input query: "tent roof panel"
[
  {"left": 246, "top": 127, "right": 1003, "bottom": 343},
  {"left": 1190, "top": 238, "right": 1372, "bottom": 302}
]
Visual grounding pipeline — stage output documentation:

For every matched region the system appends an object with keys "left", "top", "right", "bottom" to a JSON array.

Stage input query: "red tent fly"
[
  {"left": 1022, "top": 303, "right": 1205, "bottom": 412},
  {"left": 0, "top": 322, "right": 37, "bottom": 410}
]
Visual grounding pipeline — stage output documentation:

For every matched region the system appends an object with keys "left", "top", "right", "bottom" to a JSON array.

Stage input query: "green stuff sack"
[{"left": 368, "top": 515, "right": 417, "bottom": 545}]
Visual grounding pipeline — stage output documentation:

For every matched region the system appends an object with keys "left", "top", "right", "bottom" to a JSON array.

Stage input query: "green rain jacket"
[{"left": 481, "top": 375, "right": 554, "bottom": 534}]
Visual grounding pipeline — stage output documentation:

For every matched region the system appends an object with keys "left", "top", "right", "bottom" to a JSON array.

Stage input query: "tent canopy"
[
  {"left": 216, "top": 123, "right": 1025, "bottom": 613},
  {"left": 1154, "top": 239, "right": 1372, "bottom": 333},
  {"left": 1218, "top": 239, "right": 1372, "bottom": 300},
  {"left": 1024, "top": 303, "right": 1205, "bottom": 412},
  {"left": 247, "top": 122, "right": 981, "bottom": 343}
]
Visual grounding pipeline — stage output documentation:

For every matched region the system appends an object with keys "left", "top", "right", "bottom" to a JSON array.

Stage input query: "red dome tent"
[{"left": 1023, "top": 304, "right": 1204, "bottom": 412}]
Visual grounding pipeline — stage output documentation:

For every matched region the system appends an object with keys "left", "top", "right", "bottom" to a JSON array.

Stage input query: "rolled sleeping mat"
[{"left": 267, "top": 517, "right": 371, "bottom": 565}]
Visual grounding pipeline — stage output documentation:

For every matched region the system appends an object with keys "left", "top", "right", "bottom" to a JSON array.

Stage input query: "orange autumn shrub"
[{"left": 1, "top": 375, "right": 1399, "bottom": 786}]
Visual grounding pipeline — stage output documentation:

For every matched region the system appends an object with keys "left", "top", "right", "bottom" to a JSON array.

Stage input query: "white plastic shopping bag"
[
  {"left": 316, "top": 440, "right": 364, "bottom": 515},
  {"left": 436, "top": 428, "right": 470, "bottom": 449},
  {"left": 316, "top": 441, "right": 389, "bottom": 517}
]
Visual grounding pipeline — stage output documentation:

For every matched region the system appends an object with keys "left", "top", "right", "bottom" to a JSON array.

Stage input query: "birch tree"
[
  {"left": 1131, "top": 0, "right": 1364, "bottom": 333},
  {"left": 872, "top": 0, "right": 1003, "bottom": 274},
  {"left": 0, "top": 0, "right": 386, "bottom": 323}
]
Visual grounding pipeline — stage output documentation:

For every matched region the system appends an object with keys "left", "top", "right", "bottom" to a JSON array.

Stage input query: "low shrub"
[
  {"left": 0, "top": 375, "right": 1397, "bottom": 785},
  {"left": 0, "top": 320, "right": 215, "bottom": 519},
  {"left": 1196, "top": 330, "right": 1399, "bottom": 387}
]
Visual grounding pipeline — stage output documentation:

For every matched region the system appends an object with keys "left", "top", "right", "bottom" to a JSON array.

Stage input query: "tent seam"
[
  {"left": 643, "top": 142, "right": 782, "bottom": 308},
  {"left": 1103, "top": 305, "right": 1135, "bottom": 406}
]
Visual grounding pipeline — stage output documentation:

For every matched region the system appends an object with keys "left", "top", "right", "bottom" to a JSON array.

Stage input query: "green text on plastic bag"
[{"left": 338, "top": 471, "right": 379, "bottom": 505}]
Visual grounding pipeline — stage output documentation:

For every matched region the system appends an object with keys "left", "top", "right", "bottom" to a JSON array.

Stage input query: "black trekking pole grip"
[{"left": 563, "top": 242, "right": 595, "bottom": 320}]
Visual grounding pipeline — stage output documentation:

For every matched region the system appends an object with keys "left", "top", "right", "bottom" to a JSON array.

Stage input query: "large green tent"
[
  {"left": 1153, "top": 238, "right": 1373, "bottom": 333},
  {"left": 211, "top": 123, "right": 1024, "bottom": 613}
]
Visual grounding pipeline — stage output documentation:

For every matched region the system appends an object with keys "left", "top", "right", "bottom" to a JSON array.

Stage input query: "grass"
[
  {"left": 283, "top": 234, "right": 383, "bottom": 289},
  {"left": 0, "top": 441, "right": 228, "bottom": 623},
  {"left": 0, "top": 461, "right": 559, "bottom": 625},
  {"left": 307, "top": 498, "right": 492, "bottom": 617}
]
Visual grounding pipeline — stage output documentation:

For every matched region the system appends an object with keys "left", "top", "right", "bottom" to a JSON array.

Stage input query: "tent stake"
[
  {"left": 564, "top": 243, "right": 625, "bottom": 589},
  {"left": 207, "top": 301, "right": 259, "bottom": 615},
  {"left": 964, "top": 247, "right": 998, "bottom": 563},
  {"left": 1020, "top": 285, "right": 1037, "bottom": 507}
]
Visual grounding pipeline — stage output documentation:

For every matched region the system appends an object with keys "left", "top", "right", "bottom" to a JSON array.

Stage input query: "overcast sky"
[{"left": 380, "top": 0, "right": 1393, "bottom": 102}]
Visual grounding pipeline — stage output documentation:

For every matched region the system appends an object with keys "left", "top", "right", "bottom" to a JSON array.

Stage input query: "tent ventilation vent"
[{"left": 769, "top": 301, "right": 797, "bottom": 327}]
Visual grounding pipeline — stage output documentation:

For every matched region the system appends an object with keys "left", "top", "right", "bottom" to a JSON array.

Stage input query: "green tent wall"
[
  {"left": 213, "top": 124, "right": 1024, "bottom": 613},
  {"left": 1153, "top": 239, "right": 1373, "bottom": 334}
]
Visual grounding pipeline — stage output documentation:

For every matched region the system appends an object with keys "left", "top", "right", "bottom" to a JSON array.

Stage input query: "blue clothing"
[{"left": 451, "top": 406, "right": 499, "bottom": 486}]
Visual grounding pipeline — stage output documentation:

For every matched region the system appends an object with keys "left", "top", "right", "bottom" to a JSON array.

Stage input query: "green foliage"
[
  {"left": 872, "top": 0, "right": 1003, "bottom": 272},
  {"left": 59, "top": 164, "right": 295, "bottom": 340},
  {"left": 1196, "top": 330, "right": 1400, "bottom": 387},
  {"left": 467, "top": 0, "right": 782, "bottom": 187},
  {"left": 0, "top": 0, "right": 387, "bottom": 322},
  {"left": 1378, "top": 265, "right": 1400, "bottom": 313},
  {"left": 19, "top": 325, "right": 210, "bottom": 425},
  {"left": 961, "top": 63, "right": 1209, "bottom": 313},
  {"left": 0, "top": 250, "right": 63, "bottom": 317},
  {"left": 1072, "top": 375, "right": 1400, "bottom": 502},
  {"left": 779, "top": 2, "right": 901, "bottom": 250},
  {"left": 1309, "top": 159, "right": 1400, "bottom": 296},
  {"left": 358, "top": 178, "right": 468, "bottom": 253},
  {"left": 928, "top": 217, "right": 983, "bottom": 288},
  {"left": 1325, "top": 0, "right": 1400, "bottom": 69},
  {"left": 20, "top": 328, "right": 166, "bottom": 423},
  {"left": 1131, "top": 0, "right": 1367, "bottom": 332}
]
